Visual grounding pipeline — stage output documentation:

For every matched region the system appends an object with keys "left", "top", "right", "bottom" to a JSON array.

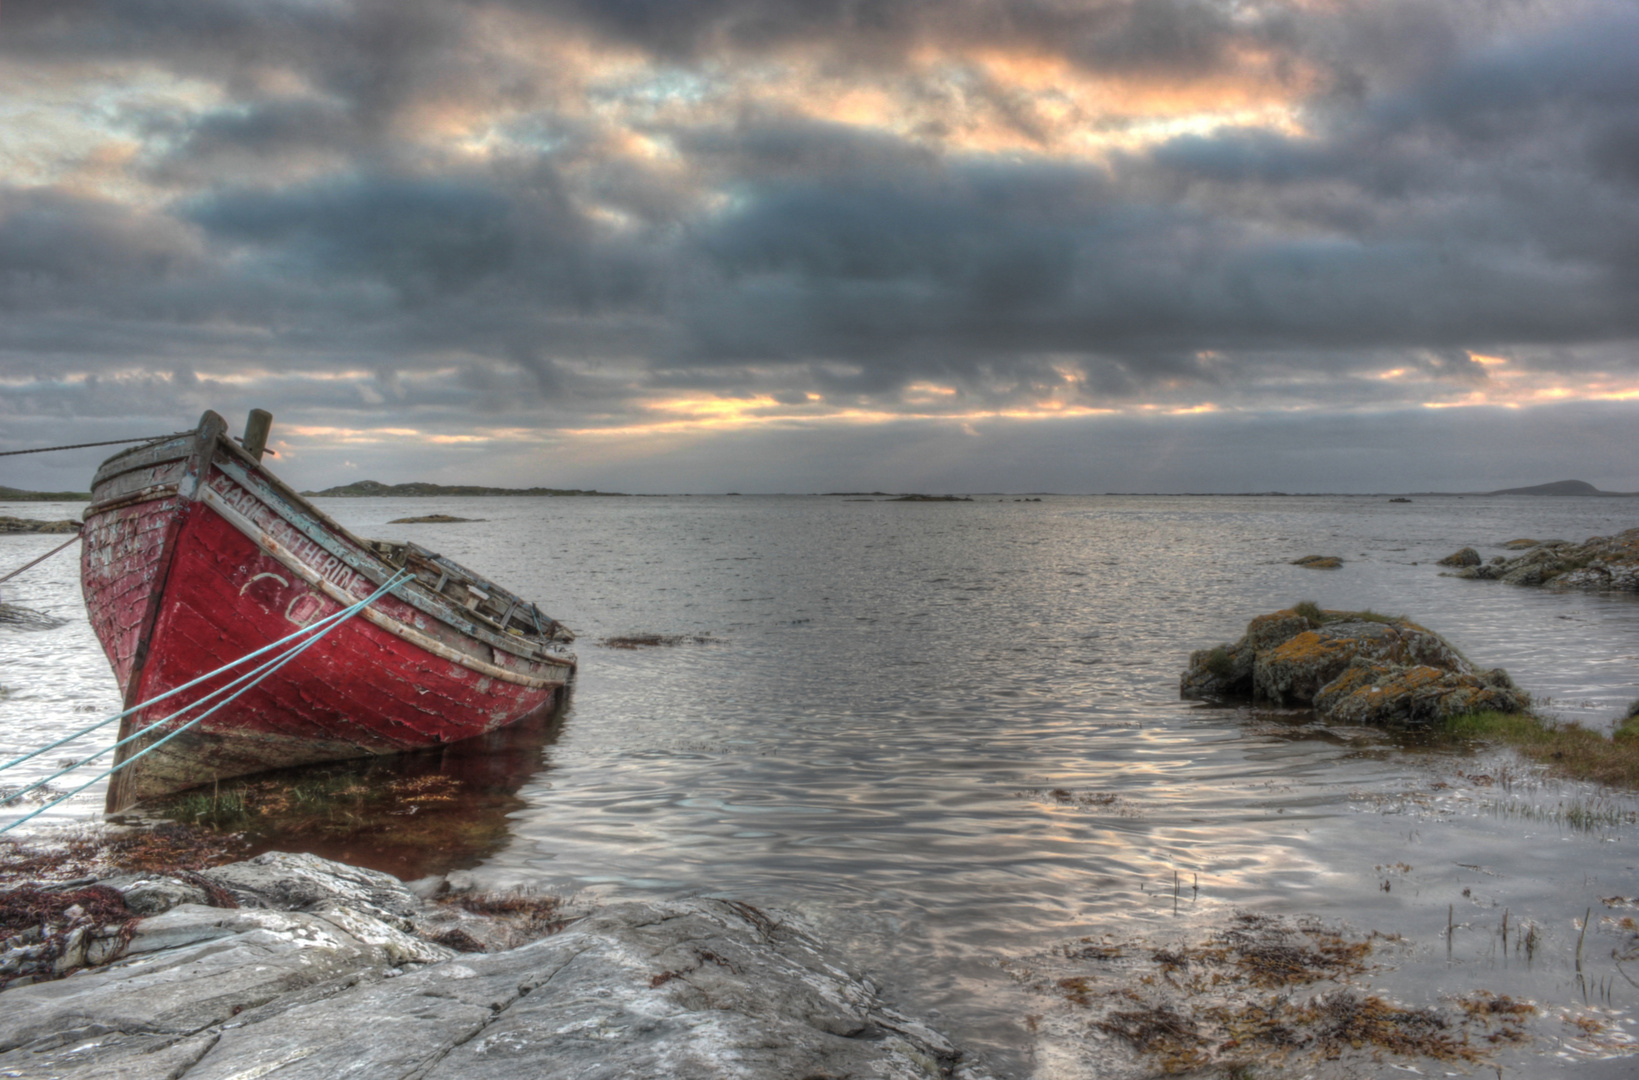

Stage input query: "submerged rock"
[
  {"left": 1444, "top": 527, "right": 1639, "bottom": 591},
  {"left": 0, "top": 852, "right": 991, "bottom": 1079},
  {"left": 1181, "top": 607, "right": 1528, "bottom": 725},
  {"left": 1290, "top": 555, "right": 1343, "bottom": 569},
  {"left": 0, "top": 604, "right": 69, "bottom": 631},
  {"left": 387, "top": 513, "right": 482, "bottom": 524}
]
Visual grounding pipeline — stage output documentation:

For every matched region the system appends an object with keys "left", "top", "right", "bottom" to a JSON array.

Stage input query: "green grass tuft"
[
  {"left": 1348, "top": 608, "right": 1407, "bottom": 625},
  {"left": 1290, "top": 601, "right": 1406, "bottom": 628},
  {"left": 1438, "top": 710, "right": 1639, "bottom": 789},
  {"left": 1203, "top": 645, "right": 1236, "bottom": 678}
]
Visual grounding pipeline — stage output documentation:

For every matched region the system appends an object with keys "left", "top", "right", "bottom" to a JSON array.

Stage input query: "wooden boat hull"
[{"left": 81, "top": 412, "right": 576, "bottom": 810}]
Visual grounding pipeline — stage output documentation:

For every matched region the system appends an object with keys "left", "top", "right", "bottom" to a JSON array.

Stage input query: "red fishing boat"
[{"left": 80, "top": 410, "right": 576, "bottom": 811}]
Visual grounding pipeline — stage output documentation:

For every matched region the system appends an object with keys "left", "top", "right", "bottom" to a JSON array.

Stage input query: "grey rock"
[
  {"left": 203, "top": 850, "right": 423, "bottom": 928},
  {"left": 1311, "top": 658, "right": 1530, "bottom": 726},
  {"left": 1443, "top": 527, "right": 1639, "bottom": 593},
  {"left": 1181, "top": 609, "right": 1529, "bottom": 726},
  {"left": 0, "top": 855, "right": 990, "bottom": 1080},
  {"left": 1180, "top": 639, "right": 1253, "bottom": 700},
  {"left": 1252, "top": 619, "right": 1471, "bottom": 707},
  {"left": 102, "top": 873, "right": 211, "bottom": 915},
  {"left": 50, "top": 925, "right": 90, "bottom": 975},
  {"left": 404, "top": 874, "right": 448, "bottom": 900},
  {"left": 444, "top": 869, "right": 480, "bottom": 893},
  {"left": 1437, "top": 547, "right": 1480, "bottom": 567},
  {"left": 0, "top": 903, "right": 452, "bottom": 1080},
  {"left": 178, "top": 900, "right": 986, "bottom": 1080}
]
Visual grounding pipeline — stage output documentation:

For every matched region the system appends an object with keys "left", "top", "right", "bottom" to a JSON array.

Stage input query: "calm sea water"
[{"left": 5, "top": 493, "right": 1639, "bottom": 1075}]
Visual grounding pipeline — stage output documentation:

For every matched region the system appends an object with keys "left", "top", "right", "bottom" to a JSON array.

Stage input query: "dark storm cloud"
[
  {"left": 189, "top": 178, "right": 533, "bottom": 299},
  {"left": 530, "top": 0, "right": 1289, "bottom": 77},
  {"left": 0, "top": 189, "right": 202, "bottom": 293},
  {"left": 2, "top": 0, "right": 1637, "bottom": 489}
]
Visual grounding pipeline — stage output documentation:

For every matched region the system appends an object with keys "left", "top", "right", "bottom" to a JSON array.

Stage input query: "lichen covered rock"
[
  {"left": 1182, "top": 608, "right": 1528, "bottom": 726},
  {"left": 1312, "top": 660, "right": 1525, "bottom": 726},
  {"left": 1180, "top": 641, "right": 1254, "bottom": 699},
  {"left": 1437, "top": 547, "right": 1480, "bottom": 567},
  {"left": 1445, "top": 527, "right": 1639, "bottom": 592}
]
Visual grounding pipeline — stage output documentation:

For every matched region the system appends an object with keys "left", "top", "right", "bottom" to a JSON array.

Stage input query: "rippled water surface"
[{"left": 5, "top": 494, "right": 1639, "bottom": 1075}]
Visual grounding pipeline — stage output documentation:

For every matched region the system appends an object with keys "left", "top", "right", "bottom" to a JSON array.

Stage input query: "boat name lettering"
[{"left": 209, "top": 474, "right": 368, "bottom": 596}]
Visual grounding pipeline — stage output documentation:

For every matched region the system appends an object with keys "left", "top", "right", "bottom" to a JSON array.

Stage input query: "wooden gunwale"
[
  {"left": 197, "top": 485, "right": 570, "bottom": 689},
  {"left": 91, "top": 433, "right": 193, "bottom": 477},
  {"left": 211, "top": 456, "right": 570, "bottom": 666}
]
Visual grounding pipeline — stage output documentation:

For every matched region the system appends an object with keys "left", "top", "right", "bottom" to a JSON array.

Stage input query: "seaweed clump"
[
  {"left": 1040, "top": 914, "right": 1524, "bottom": 1073},
  {"left": 599, "top": 633, "right": 716, "bottom": 649},
  {"left": 1, "top": 824, "right": 247, "bottom": 888},
  {"left": 0, "top": 884, "right": 140, "bottom": 989}
]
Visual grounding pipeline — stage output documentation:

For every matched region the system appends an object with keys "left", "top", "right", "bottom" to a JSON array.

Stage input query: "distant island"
[
  {"left": 302, "top": 480, "right": 627, "bottom": 498},
  {"left": 0, "top": 485, "right": 91, "bottom": 502},
  {"left": 823, "top": 492, "right": 973, "bottom": 501},
  {"left": 388, "top": 513, "right": 483, "bottom": 524},
  {"left": 1486, "top": 479, "right": 1636, "bottom": 496}
]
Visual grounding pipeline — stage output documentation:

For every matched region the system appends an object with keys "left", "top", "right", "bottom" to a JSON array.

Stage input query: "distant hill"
[
  {"left": 1487, "top": 479, "right": 1636, "bottom": 496},
  {"left": 0, "top": 485, "right": 91, "bottom": 502},
  {"left": 302, "top": 480, "right": 627, "bottom": 498}
]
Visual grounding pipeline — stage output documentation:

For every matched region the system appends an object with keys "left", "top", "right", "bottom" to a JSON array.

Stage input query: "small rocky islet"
[
  {"left": 1437, "top": 526, "right": 1639, "bottom": 591},
  {"left": 1181, "top": 605, "right": 1528, "bottom": 725}
]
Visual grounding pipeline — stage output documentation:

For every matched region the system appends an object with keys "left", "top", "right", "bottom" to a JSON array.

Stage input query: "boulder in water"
[
  {"left": 1181, "top": 607, "right": 1528, "bottom": 725},
  {"left": 1437, "top": 547, "right": 1480, "bottom": 567}
]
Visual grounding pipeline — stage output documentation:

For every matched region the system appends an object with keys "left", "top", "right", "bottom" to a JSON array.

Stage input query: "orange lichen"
[{"left": 1266, "top": 631, "right": 1354, "bottom": 666}]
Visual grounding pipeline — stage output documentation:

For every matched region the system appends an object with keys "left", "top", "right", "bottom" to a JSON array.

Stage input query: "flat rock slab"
[
  {"left": 1, "top": 851, "right": 989, "bottom": 1080},
  {"left": 0, "top": 904, "right": 439, "bottom": 1077},
  {"left": 202, "top": 851, "right": 425, "bottom": 926}
]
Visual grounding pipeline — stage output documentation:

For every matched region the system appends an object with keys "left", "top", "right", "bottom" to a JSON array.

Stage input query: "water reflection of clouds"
[{"left": 8, "top": 494, "right": 1639, "bottom": 1067}]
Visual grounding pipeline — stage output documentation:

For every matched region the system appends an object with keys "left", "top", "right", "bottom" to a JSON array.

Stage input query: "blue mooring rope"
[
  {"left": 0, "top": 572, "right": 411, "bottom": 777},
  {"left": 1, "top": 570, "right": 413, "bottom": 834},
  {"left": 1, "top": 571, "right": 412, "bottom": 810}
]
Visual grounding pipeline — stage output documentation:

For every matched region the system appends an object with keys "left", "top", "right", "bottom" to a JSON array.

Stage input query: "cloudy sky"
[{"left": 2, "top": 0, "right": 1637, "bottom": 493}]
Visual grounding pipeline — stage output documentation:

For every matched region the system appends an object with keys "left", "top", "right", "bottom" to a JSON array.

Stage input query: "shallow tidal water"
[{"left": 5, "top": 493, "right": 1639, "bottom": 1076}]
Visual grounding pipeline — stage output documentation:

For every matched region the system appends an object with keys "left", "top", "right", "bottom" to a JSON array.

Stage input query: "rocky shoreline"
[
  {"left": 1438, "top": 527, "right": 1639, "bottom": 591},
  {"left": 0, "top": 515, "right": 81, "bottom": 534},
  {"left": 1, "top": 848, "right": 990, "bottom": 1079}
]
